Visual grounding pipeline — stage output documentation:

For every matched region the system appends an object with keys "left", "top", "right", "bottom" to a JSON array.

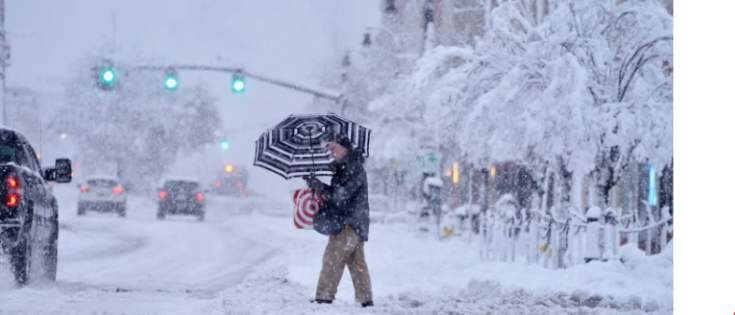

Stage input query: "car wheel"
[
  {"left": 42, "top": 228, "right": 58, "bottom": 282},
  {"left": 10, "top": 233, "right": 32, "bottom": 286},
  {"left": 117, "top": 203, "right": 127, "bottom": 218},
  {"left": 77, "top": 203, "right": 86, "bottom": 216},
  {"left": 157, "top": 206, "right": 166, "bottom": 220}
]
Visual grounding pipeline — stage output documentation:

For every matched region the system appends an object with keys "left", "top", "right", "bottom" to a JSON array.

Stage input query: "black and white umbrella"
[{"left": 254, "top": 113, "right": 371, "bottom": 179}]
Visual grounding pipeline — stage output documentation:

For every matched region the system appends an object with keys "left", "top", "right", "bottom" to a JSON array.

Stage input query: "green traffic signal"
[
  {"left": 232, "top": 70, "right": 245, "bottom": 93},
  {"left": 165, "top": 77, "right": 178, "bottom": 90},
  {"left": 220, "top": 141, "right": 230, "bottom": 150},
  {"left": 164, "top": 67, "right": 178, "bottom": 90},
  {"left": 101, "top": 69, "right": 115, "bottom": 83},
  {"left": 232, "top": 79, "right": 245, "bottom": 93}
]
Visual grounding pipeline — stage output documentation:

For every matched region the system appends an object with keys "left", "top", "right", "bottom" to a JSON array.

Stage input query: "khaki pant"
[{"left": 316, "top": 226, "right": 373, "bottom": 303}]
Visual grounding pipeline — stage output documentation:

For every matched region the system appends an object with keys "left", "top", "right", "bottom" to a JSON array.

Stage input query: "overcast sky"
[{"left": 6, "top": 0, "right": 381, "bottom": 195}]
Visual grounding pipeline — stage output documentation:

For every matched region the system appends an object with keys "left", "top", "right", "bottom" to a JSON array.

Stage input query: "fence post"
[
  {"left": 529, "top": 212, "right": 539, "bottom": 264},
  {"left": 584, "top": 206, "right": 602, "bottom": 262},
  {"left": 602, "top": 208, "right": 617, "bottom": 260}
]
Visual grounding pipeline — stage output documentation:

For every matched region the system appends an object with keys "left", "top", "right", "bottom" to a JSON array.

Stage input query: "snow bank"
[
  {"left": 197, "top": 267, "right": 672, "bottom": 315},
  {"left": 207, "top": 210, "right": 673, "bottom": 314}
]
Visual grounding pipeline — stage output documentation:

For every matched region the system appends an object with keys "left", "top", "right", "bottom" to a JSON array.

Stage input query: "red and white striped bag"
[{"left": 292, "top": 189, "right": 324, "bottom": 230}]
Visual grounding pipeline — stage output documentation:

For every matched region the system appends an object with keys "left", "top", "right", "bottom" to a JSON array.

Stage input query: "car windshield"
[
  {"left": 88, "top": 179, "right": 118, "bottom": 187},
  {"left": 0, "top": 145, "right": 18, "bottom": 164},
  {"left": 164, "top": 181, "right": 199, "bottom": 191}
]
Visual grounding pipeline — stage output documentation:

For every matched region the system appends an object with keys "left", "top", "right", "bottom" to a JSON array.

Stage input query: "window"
[
  {"left": 0, "top": 132, "right": 30, "bottom": 168},
  {"left": 164, "top": 181, "right": 199, "bottom": 192},
  {"left": 23, "top": 144, "right": 43, "bottom": 174},
  {"left": 88, "top": 179, "right": 119, "bottom": 188}
]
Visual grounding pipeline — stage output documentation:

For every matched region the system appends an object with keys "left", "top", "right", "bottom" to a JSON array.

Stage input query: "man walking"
[{"left": 305, "top": 133, "right": 373, "bottom": 307}]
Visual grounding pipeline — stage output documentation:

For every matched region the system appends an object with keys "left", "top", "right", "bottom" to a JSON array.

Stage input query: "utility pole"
[
  {"left": 0, "top": 0, "right": 6, "bottom": 126},
  {"left": 340, "top": 52, "right": 350, "bottom": 115}
]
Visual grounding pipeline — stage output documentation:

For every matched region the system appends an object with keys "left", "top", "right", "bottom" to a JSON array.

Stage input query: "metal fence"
[{"left": 477, "top": 203, "right": 673, "bottom": 269}]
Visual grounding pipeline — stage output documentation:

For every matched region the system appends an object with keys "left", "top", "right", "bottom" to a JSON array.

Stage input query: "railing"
[{"left": 477, "top": 203, "right": 673, "bottom": 269}]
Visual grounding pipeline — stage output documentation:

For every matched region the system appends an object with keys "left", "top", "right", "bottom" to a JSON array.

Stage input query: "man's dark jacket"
[{"left": 310, "top": 149, "right": 370, "bottom": 242}]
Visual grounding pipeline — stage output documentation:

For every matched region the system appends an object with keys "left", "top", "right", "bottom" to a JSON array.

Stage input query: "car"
[
  {"left": 157, "top": 178, "right": 206, "bottom": 221},
  {"left": 77, "top": 176, "right": 127, "bottom": 217},
  {"left": 213, "top": 165, "right": 248, "bottom": 197},
  {"left": 0, "top": 128, "right": 72, "bottom": 285}
]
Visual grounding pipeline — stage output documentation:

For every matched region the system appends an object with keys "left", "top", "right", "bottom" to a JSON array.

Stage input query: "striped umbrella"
[{"left": 254, "top": 113, "right": 371, "bottom": 179}]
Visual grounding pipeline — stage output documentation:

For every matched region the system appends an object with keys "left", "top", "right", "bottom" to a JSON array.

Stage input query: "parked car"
[
  {"left": 157, "top": 178, "right": 206, "bottom": 221},
  {"left": 77, "top": 176, "right": 127, "bottom": 217},
  {"left": 0, "top": 128, "right": 72, "bottom": 285}
]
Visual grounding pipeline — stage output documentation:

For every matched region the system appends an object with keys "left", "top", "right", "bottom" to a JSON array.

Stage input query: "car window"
[
  {"left": 88, "top": 179, "right": 118, "bottom": 187},
  {"left": 0, "top": 132, "right": 29, "bottom": 167},
  {"left": 164, "top": 181, "right": 199, "bottom": 191},
  {"left": 0, "top": 145, "right": 17, "bottom": 164},
  {"left": 23, "top": 144, "right": 42, "bottom": 174}
]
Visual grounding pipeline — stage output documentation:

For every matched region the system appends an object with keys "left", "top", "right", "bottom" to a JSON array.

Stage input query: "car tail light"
[
  {"left": 7, "top": 194, "right": 19, "bottom": 207},
  {"left": 215, "top": 180, "right": 221, "bottom": 188},
  {"left": 159, "top": 191, "right": 167, "bottom": 199},
  {"left": 196, "top": 193, "right": 204, "bottom": 201},
  {"left": 237, "top": 181, "right": 242, "bottom": 188},
  {"left": 80, "top": 185, "right": 88, "bottom": 192},
  {"left": 113, "top": 187, "right": 124, "bottom": 194},
  {"left": 6, "top": 176, "right": 20, "bottom": 207}
]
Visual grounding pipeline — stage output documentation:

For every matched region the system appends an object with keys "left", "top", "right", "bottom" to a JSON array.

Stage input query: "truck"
[{"left": 0, "top": 128, "right": 72, "bottom": 285}]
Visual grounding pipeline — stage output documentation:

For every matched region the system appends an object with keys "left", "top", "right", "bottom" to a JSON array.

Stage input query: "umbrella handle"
[{"left": 308, "top": 129, "right": 316, "bottom": 198}]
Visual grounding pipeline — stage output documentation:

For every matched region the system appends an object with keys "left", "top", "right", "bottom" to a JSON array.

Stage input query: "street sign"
[{"left": 416, "top": 154, "right": 440, "bottom": 173}]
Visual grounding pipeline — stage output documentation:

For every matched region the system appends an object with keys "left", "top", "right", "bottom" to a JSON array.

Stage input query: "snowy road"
[
  {"left": 0, "top": 186, "right": 280, "bottom": 314},
  {"left": 0, "top": 186, "right": 672, "bottom": 314}
]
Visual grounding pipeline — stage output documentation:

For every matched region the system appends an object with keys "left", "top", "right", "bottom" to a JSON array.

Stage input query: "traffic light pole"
[{"left": 131, "top": 64, "right": 342, "bottom": 102}]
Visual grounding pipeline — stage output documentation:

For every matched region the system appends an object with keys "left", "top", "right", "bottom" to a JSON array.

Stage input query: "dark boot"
[
  {"left": 362, "top": 301, "right": 374, "bottom": 308},
  {"left": 310, "top": 299, "right": 332, "bottom": 304}
]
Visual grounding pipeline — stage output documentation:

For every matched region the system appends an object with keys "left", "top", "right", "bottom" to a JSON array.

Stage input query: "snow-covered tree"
[
  {"left": 50, "top": 56, "right": 221, "bottom": 190},
  {"left": 365, "top": 0, "right": 672, "bottom": 212}
]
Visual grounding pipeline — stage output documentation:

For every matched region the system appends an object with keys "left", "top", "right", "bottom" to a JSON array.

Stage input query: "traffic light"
[
  {"left": 164, "top": 68, "right": 178, "bottom": 90},
  {"left": 232, "top": 70, "right": 245, "bottom": 93},
  {"left": 220, "top": 140, "right": 230, "bottom": 150},
  {"left": 95, "top": 59, "right": 116, "bottom": 90},
  {"left": 101, "top": 69, "right": 115, "bottom": 83}
]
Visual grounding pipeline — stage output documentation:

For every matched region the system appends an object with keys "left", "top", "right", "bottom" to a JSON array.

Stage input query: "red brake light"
[
  {"left": 215, "top": 180, "right": 221, "bottom": 188},
  {"left": 7, "top": 194, "right": 18, "bottom": 207},
  {"left": 196, "top": 193, "right": 204, "bottom": 201},
  {"left": 237, "top": 181, "right": 242, "bottom": 188},
  {"left": 81, "top": 186, "right": 88, "bottom": 192},
  {"left": 8, "top": 177, "right": 18, "bottom": 189},
  {"left": 113, "top": 187, "right": 124, "bottom": 194},
  {"left": 159, "top": 191, "right": 167, "bottom": 199}
]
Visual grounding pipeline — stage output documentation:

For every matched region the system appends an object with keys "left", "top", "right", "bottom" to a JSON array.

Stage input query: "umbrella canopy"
[{"left": 254, "top": 113, "right": 371, "bottom": 179}]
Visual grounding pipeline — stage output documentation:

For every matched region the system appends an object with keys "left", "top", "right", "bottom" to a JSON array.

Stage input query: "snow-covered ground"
[{"left": 0, "top": 185, "right": 672, "bottom": 314}]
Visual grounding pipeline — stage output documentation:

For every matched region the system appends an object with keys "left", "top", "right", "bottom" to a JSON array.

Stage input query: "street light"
[
  {"left": 60, "top": 133, "right": 68, "bottom": 140},
  {"left": 453, "top": 162, "right": 459, "bottom": 184}
]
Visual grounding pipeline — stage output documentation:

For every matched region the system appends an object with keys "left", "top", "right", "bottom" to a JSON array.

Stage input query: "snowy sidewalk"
[{"left": 193, "top": 210, "right": 673, "bottom": 315}]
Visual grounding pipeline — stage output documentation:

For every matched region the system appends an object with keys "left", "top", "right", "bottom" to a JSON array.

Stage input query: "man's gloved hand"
[{"left": 303, "top": 175, "right": 324, "bottom": 193}]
